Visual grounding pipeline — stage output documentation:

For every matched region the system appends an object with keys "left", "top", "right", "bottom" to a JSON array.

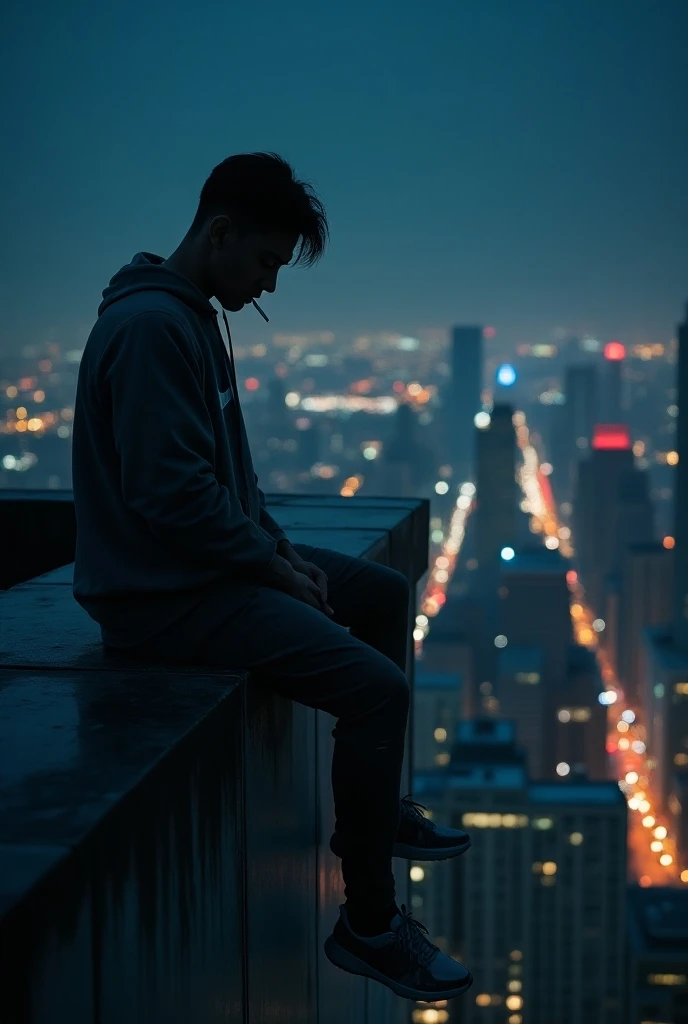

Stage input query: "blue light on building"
[{"left": 496, "top": 363, "right": 517, "bottom": 387}]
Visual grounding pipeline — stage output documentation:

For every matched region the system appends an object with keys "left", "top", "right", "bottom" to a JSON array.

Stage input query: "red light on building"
[
  {"left": 244, "top": 377, "right": 260, "bottom": 391},
  {"left": 592, "top": 424, "right": 631, "bottom": 450},
  {"left": 604, "top": 341, "right": 626, "bottom": 361},
  {"left": 483, "top": 326, "right": 496, "bottom": 339}
]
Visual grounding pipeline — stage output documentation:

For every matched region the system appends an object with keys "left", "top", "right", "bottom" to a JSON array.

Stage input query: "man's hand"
[
  {"left": 276, "top": 541, "right": 330, "bottom": 605},
  {"left": 264, "top": 552, "right": 334, "bottom": 616}
]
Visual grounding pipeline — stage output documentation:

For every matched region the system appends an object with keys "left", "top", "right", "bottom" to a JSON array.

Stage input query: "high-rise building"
[
  {"left": 497, "top": 645, "right": 545, "bottom": 776},
  {"left": 617, "top": 543, "right": 673, "bottom": 704},
  {"left": 626, "top": 887, "right": 688, "bottom": 1024},
  {"left": 673, "top": 305, "right": 688, "bottom": 651},
  {"left": 642, "top": 305, "right": 688, "bottom": 811},
  {"left": 495, "top": 551, "right": 606, "bottom": 780},
  {"left": 641, "top": 631, "right": 688, "bottom": 806},
  {"left": 474, "top": 404, "right": 518, "bottom": 582},
  {"left": 669, "top": 769, "right": 688, "bottom": 864},
  {"left": 468, "top": 405, "right": 520, "bottom": 708},
  {"left": 602, "top": 341, "right": 627, "bottom": 422},
  {"left": 413, "top": 671, "right": 463, "bottom": 772},
  {"left": 555, "top": 644, "right": 608, "bottom": 781},
  {"left": 574, "top": 424, "right": 654, "bottom": 616},
  {"left": 379, "top": 403, "right": 437, "bottom": 497},
  {"left": 449, "top": 325, "right": 483, "bottom": 482},
  {"left": 419, "top": 594, "right": 475, "bottom": 706},
  {"left": 552, "top": 363, "right": 598, "bottom": 504},
  {"left": 499, "top": 549, "right": 573, "bottom": 690},
  {"left": 413, "top": 719, "right": 628, "bottom": 1024}
]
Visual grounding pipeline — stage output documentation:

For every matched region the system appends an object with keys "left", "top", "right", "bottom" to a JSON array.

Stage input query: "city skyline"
[{"left": 2, "top": 0, "right": 688, "bottom": 356}]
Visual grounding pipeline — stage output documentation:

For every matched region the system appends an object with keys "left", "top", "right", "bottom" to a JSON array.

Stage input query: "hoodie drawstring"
[{"left": 218, "top": 310, "right": 253, "bottom": 517}]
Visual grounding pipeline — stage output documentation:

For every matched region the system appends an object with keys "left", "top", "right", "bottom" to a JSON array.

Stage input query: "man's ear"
[{"left": 208, "top": 214, "right": 234, "bottom": 250}]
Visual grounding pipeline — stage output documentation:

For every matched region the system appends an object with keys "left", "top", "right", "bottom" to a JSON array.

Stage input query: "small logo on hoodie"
[{"left": 218, "top": 387, "right": 233, "bottom": 409}]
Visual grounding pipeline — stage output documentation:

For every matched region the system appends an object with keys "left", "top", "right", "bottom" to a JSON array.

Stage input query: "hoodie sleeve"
[
  {"left": 102, "top": 312, "right": 277, "bottom": 577},
  {"left": 255, "top": 477, "right": 289, "bottom": 543}
]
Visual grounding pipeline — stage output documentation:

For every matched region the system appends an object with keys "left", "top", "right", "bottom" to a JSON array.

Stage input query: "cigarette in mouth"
[{"left": 252, "top": 299, "right": 269, "bottom": 323}]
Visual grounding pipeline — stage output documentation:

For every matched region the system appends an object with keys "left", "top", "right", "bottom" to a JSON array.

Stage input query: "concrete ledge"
[{"left": 0, "top": 492, "right": 429, "bottom": 1024}]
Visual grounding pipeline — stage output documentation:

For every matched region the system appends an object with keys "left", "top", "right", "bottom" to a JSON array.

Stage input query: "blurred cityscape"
[{"left": 1, "top": 310, "right": 687, "bottom": 1024}]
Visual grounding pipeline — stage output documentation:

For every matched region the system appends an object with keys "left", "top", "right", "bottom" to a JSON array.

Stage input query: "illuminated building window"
[
  {"left": 509, "top": 950, "right": 523, "bottom": 961},
  {"left": 516, "top": 672, "right": 540, "bottom": 684},
  {"left": 674, "top": 753, "right": 688, "bottom": 766},
  {"left": 558, "top": 706, "right": 591, "bottom": 723},
  {"left": 675, "top": 682, "right": 688, "bottom": 695},
  {"left": 475, "top": 993, "right": 491, "bottom": 1007},
  {"left": 542, "top": 861, "right": 557, "bottom": 876},
  {"left": 507, "top": 980, "right": 522, "bottom": 992},
  {"left": 532, "top": 817, "right": 553, "bottom": 830},
  {"left": 569, "top": 832, "right": 584, "bottom": 845},
  {"left": 647, "top": 973, "right": 687, "bottom": 986},
  {"left": 435, "top": 752, "right": 451, "bottom": 766},
  {"left": 434, "top": 727, "right": 447, "bottom": 742},
  {"left": 462, "top": 812, "right": 529, "bottom": 828}
]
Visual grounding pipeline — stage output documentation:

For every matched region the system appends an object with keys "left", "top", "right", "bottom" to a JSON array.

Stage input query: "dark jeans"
[{"left": 124, "top": 544, "right": 411, "bottom": 910}]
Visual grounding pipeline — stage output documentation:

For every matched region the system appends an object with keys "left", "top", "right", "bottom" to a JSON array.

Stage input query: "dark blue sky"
[{"left": 1, "top": 0, "right": 686, "bottom": 355}]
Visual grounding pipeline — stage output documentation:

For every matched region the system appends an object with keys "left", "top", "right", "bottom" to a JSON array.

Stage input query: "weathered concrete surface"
[{"left": 0, "top": 493, "right": 428, "bottom": 1024}]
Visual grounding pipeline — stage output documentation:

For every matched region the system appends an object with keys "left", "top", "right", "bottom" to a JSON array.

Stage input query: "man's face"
[{"left": 207, "top": 216, "right": 297, "bottom": 312}]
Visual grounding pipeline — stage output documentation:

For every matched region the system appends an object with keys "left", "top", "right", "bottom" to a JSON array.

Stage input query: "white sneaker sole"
[
  {"left": 323, "top": 936, "right": 473, "bottom": 1001},
  {"left": 392, "top": 838, "right": 471, "bottom": 861}
]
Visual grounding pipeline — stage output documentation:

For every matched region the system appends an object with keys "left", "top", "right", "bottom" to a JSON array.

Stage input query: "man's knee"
[
  {"left": 376, "top": 565, "right": 411, "bottom": 614},
  {"left": 378, "top": 662, "right": 410, "bottom": 711}
]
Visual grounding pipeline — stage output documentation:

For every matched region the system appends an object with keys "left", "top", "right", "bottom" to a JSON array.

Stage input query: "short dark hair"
[{"left": 195, "top": 152, "right": 328, "bottom": 267}]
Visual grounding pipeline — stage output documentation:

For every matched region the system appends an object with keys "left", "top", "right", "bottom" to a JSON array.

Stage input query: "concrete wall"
[{"left": 0, "top": 492, "right": 429, "bottom": 1024}]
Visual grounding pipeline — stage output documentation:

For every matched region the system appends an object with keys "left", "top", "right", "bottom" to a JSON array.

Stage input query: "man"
[{"left": 72, "top": 152, "right": 473, "bottom": 1001}]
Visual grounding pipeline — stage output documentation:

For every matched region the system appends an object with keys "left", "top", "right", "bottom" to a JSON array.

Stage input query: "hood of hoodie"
[{"left": 98, "top": 252, "right": 218, "bottom": 320}]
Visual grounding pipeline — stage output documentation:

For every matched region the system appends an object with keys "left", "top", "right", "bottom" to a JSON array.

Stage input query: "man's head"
[{"left": 189, "top": 153, "right": 328, "bottom": 312}]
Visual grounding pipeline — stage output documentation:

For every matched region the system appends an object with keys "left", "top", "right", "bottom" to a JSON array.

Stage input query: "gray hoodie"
[{"left": 72, "top": 252, "right": 287, "bottom": 648}]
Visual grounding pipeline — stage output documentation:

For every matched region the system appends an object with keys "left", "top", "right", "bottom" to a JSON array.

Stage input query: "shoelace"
[
  {"left": 394, "top": 904, "right": 439, "bottom": 970},
  {"left": 401, "top": 794, "right": 437, "bottom": 832}
]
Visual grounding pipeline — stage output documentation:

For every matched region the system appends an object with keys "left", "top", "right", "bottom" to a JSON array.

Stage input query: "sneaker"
[
  {"left": 330, "top": 795, "right": 471, "bottom": 862},
  {"left": 324, "top": 903, "right": 473, "bottom": 1001}
]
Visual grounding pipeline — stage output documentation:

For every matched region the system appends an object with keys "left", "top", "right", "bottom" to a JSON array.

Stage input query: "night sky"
[{"left": 1, "top": 0, "right": 687, "bottom": 354}]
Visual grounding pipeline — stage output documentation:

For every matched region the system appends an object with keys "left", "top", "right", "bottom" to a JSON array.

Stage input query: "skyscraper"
[
  {"left": 626, "top": 887, "right": 688, "bottom": 1024},
  {"left": 602, "top": 341, "right": 627, "bottom": 422},
  {"left": 617, "top": 542, "right": 673, "bottom": 704},
  {"left": 449, "top": 325, "right": 483, "bottom": 483},
  {"left": 496, "top": 550, "right": 607, "bottom": 780},
  {"left": 474, "top": 404, "right": 518, "bottom": 581},
  {"left": 469, "top": 405, "right": 519, "bottom": 705},
  {"left": 413, "top": 719, "right": 628, "bottom": 1024},
  {"left": 574, "top": 424, "right": 654, "bottom": 616},
  {"left": 553, "top": 363, "right": 598, "bottom": 505},
  {"left": 381, "top": 402, "right": 436, "bottom": 497},
  {"left": 673, "top": 305, "right": 688, "bottom": 651},
  {"left": 642, "top": 304, "right": 688, "bottom": 812},
  {"left": 413, "top": 671, "right": 463, "bottom": 772}
]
